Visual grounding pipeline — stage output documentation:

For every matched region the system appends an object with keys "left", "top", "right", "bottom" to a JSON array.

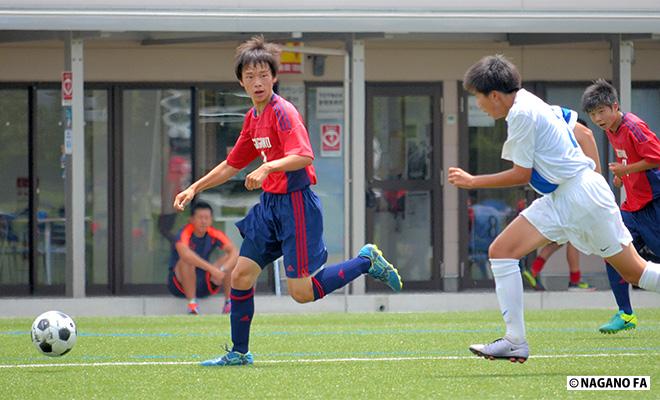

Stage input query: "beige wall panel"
[
  {"left": 521, "top": 47, "right": 611, "bottom": 81},
  {"left": 0, "top": 45, "right": 64, "bottom": 81},
  {"left": 366, "top": 46, "right": 523, "bottom": 80},
  {"left": 365, "top": 42, "right": 660, "bottom": 82},
  {"left": 3, "top": 40, "right": 660, "bottom": 83},
  {"left": 0, "top": 41, "right": 349, "bottom": 82}
]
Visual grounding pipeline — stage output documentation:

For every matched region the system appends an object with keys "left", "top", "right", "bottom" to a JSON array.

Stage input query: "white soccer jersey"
[{"left": 502, "top": 89, "right": 595, "bottom": 194}]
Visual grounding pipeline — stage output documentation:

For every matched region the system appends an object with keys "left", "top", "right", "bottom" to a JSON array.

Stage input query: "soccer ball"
[{"left": 31, "top": 311, "right": 77, "bottom": 357}]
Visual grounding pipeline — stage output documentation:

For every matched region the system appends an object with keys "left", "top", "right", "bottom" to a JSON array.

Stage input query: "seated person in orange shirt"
[{"left": 167, "top": 201, "right": 238, "bottom": 314}]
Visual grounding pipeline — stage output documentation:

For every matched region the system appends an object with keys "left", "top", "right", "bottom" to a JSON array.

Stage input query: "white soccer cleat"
[{"left": 469, "top": 337, "right": 529, "bottom": 363}]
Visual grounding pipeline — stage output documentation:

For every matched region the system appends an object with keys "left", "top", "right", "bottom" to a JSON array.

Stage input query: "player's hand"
[
  {"left": 173, "top": 187, "right": 195, "bottom": 211},
  {"left": 245, "top": 164, "right": 271, "bottom": 190},
  {"left": 447, "top": 167, "right": 475, "bottom": 189},
  {"left": 613, "top": 175, "right": 623, "bottom": 188},
  {"left": 608, "top": 162, "right": 628, "bottom": 177}
]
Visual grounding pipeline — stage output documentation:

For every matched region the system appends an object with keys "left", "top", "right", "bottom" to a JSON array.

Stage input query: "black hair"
[
  {"left": 191, "top": 201, "right": 213, "bottom": 216},
  {"left": 463, "top": 54, "right": 521, "bottom": 95},
  {"left": 234, "top": 35, "right": 281, "bottom": 81},
  {"left": 581, "top": 79, "right": 619, "bottom": 113}
]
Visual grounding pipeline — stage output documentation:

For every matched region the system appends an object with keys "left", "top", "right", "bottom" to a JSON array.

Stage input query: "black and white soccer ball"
[{"left": 31, "top": 311, "right": 77, "bottom": 357}]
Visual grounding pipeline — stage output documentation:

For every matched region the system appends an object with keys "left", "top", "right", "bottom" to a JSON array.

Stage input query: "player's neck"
[
  {"left": 611, "top": 111, "right": 624, "bottom": 132},
  {"left": 193, "top": 228, "right": 206, "bottom": 237},
  {"left": 253, "top": 93, "right": 274, "bottom": 116}
]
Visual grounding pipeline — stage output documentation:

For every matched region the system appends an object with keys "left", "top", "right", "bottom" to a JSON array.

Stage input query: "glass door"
[
  {"left": 121, "top": 88, "right": 192, "bottom": 292},
  {"left": 366, "top": 83, "right": 443, "bottom": 291},
  {"left": 0, "top": 89, "right": 29, "bottom": 293},
  {"left": 195, "top": 86, "right": 272, "bottom": 291},
  {"left": 460, "top": 93, "right": 531, "bottom": 288}
]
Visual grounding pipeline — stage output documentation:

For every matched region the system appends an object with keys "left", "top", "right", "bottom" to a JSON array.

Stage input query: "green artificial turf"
[{"left": 0, "top": 309, "right": 658, "bottom": 399}]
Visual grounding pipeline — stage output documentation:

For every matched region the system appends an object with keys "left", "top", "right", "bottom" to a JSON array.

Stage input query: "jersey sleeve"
[
  {"left": 275, "top": 103, "right": 315, "bottom": 159},
  {"left": 550, "top": 105, "right": 578, "bottom": 129},
  {"left": 175, "top": 224, "right": 193, "bottom": 247},
  {"left": 226, "top": 116, "right": 260, "bottom": 169},
  {"left": 630, "top": 120, "right": 660, "bottom": 164},
  {"left": 502, "top": 112, "right": 535, "bottom": 168},
  {"left": 208, "top": 227, "right": 232, "bottom": 250}
]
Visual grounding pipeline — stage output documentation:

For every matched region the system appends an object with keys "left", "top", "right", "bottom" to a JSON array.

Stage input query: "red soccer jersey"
[
  {"left": 606, "top": 112, "right": 660, "bottom": 212},
  {"left": 226, "top": 94, "right": 317, "bottom": 193}
]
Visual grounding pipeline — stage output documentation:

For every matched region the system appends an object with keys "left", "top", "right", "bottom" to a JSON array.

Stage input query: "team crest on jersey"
[
  {"left": 252, "top": 137, "right": 272, "bottom": 150},
  {"left": 615, "top": 149, "right": 628, "bottom": 159}
]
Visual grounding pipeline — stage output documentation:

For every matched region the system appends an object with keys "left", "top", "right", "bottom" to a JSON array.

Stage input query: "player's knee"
[
  {"left": 231, "top": 267, "right": 253, "bottom": 288},
  {"left": 289, "top": 288, "right": 313, "bottom": 303},
  {"left": 488, "top": 242, "right": 507, "bottom": 259}
]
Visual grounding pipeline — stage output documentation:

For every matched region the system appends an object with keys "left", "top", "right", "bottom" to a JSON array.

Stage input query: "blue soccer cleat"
[
  {"left": 359, "top": 244, "right": 403, "bottom": 292},
  {"left": 200, "top": 346, "right": 254, "bottom": 367},
  {"left": 599, "top": 311, "right": 637, "bottom": 334}
]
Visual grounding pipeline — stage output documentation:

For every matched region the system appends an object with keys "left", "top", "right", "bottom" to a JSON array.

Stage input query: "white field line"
[{"left": 0, "top": 352, "right": 658, "bottom": 369}]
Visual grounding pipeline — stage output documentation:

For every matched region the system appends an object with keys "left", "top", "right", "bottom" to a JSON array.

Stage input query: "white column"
[
  {"left": 442, "top": 81, "right": 460, "bottom": 292},
  {"left": 350, "top": 39, "right": 366, "bottom": 294},
  {"left": 614, "top": 40, "right": 633, "bottom": 112},
  {"left": 612, "top": 38, "right": 634, "bottom": 205},
  {"left": 64, "top": 33, "right": 86, "bottom": 297}
]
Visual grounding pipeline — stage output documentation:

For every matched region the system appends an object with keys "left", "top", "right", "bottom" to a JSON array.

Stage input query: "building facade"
[{"left": 1, "top": 1, "right": 660, "bottom": 296}]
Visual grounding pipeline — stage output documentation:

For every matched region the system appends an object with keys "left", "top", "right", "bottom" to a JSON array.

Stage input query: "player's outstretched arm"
[
  {"left": 175, "top": 242, "right": 216, "bottom": 272},
  {"left": 573, "top": 123, "right": 602, "bottom": 173},
  {"left": 173, "top": 161, "right": 240, "bottom": 211},
  {"left": 245, "top": 155, "right": 313, "bottom": 190},
  {"left": 213, "top": 241, "right": 239, "bottom": 274},
  {"left": 447, "top": 164, "right": 531, "bottom": 190}
]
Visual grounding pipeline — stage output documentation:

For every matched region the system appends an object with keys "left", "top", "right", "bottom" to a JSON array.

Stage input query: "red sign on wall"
[
  {"left": 61, "top": 71, "right": 73, "bottom": 106},
  {"left": 320, "top": 124, "right": 341, "bottom": 157}
]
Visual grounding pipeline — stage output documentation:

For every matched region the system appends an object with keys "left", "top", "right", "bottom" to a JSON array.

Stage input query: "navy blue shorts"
[
  {"left": 621, "top": 197, "right": 660, "bottom": 255},
  {"left": 236, "top": 187, "right": 328, "bottom": 278},
  {"left": 167, "top": 268, "right": 220, "bottom": 298}
]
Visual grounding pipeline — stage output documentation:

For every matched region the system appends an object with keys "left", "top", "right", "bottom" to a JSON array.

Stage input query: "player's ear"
[{"left": 272, "top": 75, "right": 278, "bottom": 85}]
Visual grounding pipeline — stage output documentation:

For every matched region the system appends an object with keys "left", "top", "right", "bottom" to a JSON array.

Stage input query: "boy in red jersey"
[
  {"left": 174, "top": 36, "right": 402, "bottom": 366},
  {"left": 167, "top": 201, "right": 238, "bottom": 315},
  {"left": 582, "top": 79, "right": 660, "bottom": 334}
]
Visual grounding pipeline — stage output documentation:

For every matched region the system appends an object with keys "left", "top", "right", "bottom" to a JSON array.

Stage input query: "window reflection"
[
  {"left": 466, "top": 98, "right": 526, "bottom": 282},
  {"left": 122, "top": 89, "right": 192, "bottom": 285}
]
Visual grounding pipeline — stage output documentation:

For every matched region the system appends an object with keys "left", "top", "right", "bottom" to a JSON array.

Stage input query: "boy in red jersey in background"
[
  {"left": 174, "top": 36, "right": 402, "bottom": 366},
  {"left": 582, "top": 79, "right": 660, "bottom": 334}
]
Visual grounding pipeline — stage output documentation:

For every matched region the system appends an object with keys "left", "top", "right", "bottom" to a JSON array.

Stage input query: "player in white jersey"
[{"left": 448, "top": 55, "right": 660, "bottom": 363}]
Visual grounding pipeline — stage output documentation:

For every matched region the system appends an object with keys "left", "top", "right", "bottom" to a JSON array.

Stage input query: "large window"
[
  {"left": 85, "top": 90, "right": 109, "bottom": 290},
  {"left": 36, "top": 90, "right": 66, "bottom": 290},
  {"left": 462, "top": 95, "right": 530, "bottom": 288},
  {"left": 121, "top": 89, "right": 192, "bottom": 288},
  {"left": 195, "top": 87, "right": 270, "bottom": 290},
  {"left": 366, "top": 83, "right": 443, "bottom": 291},
  {"left": 0, "top": 90, "right": 29, "bottom": 289},
  {"left": 306, "top": 85, "right": 346, "bottom": 266}
]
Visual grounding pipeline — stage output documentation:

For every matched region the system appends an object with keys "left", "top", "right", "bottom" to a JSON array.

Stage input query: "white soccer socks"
[
  {"left": 490, "top": 258, "right": 526, "bottom": 344},
  {"left": 639, "top": 261, "right": 660, "bottom": 292}
]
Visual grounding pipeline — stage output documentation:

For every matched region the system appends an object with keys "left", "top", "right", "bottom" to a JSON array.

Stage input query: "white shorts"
[{"left": 520, "top": 169, "right": 632, "bottom": 258}]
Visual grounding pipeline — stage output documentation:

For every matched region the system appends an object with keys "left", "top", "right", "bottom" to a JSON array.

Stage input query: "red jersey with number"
[
  {"left": 605, "top": 112, "right": 660, "bottom": 212},
  {"left": 226, "top": 94, "right": 316, "bottom": 194}
]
